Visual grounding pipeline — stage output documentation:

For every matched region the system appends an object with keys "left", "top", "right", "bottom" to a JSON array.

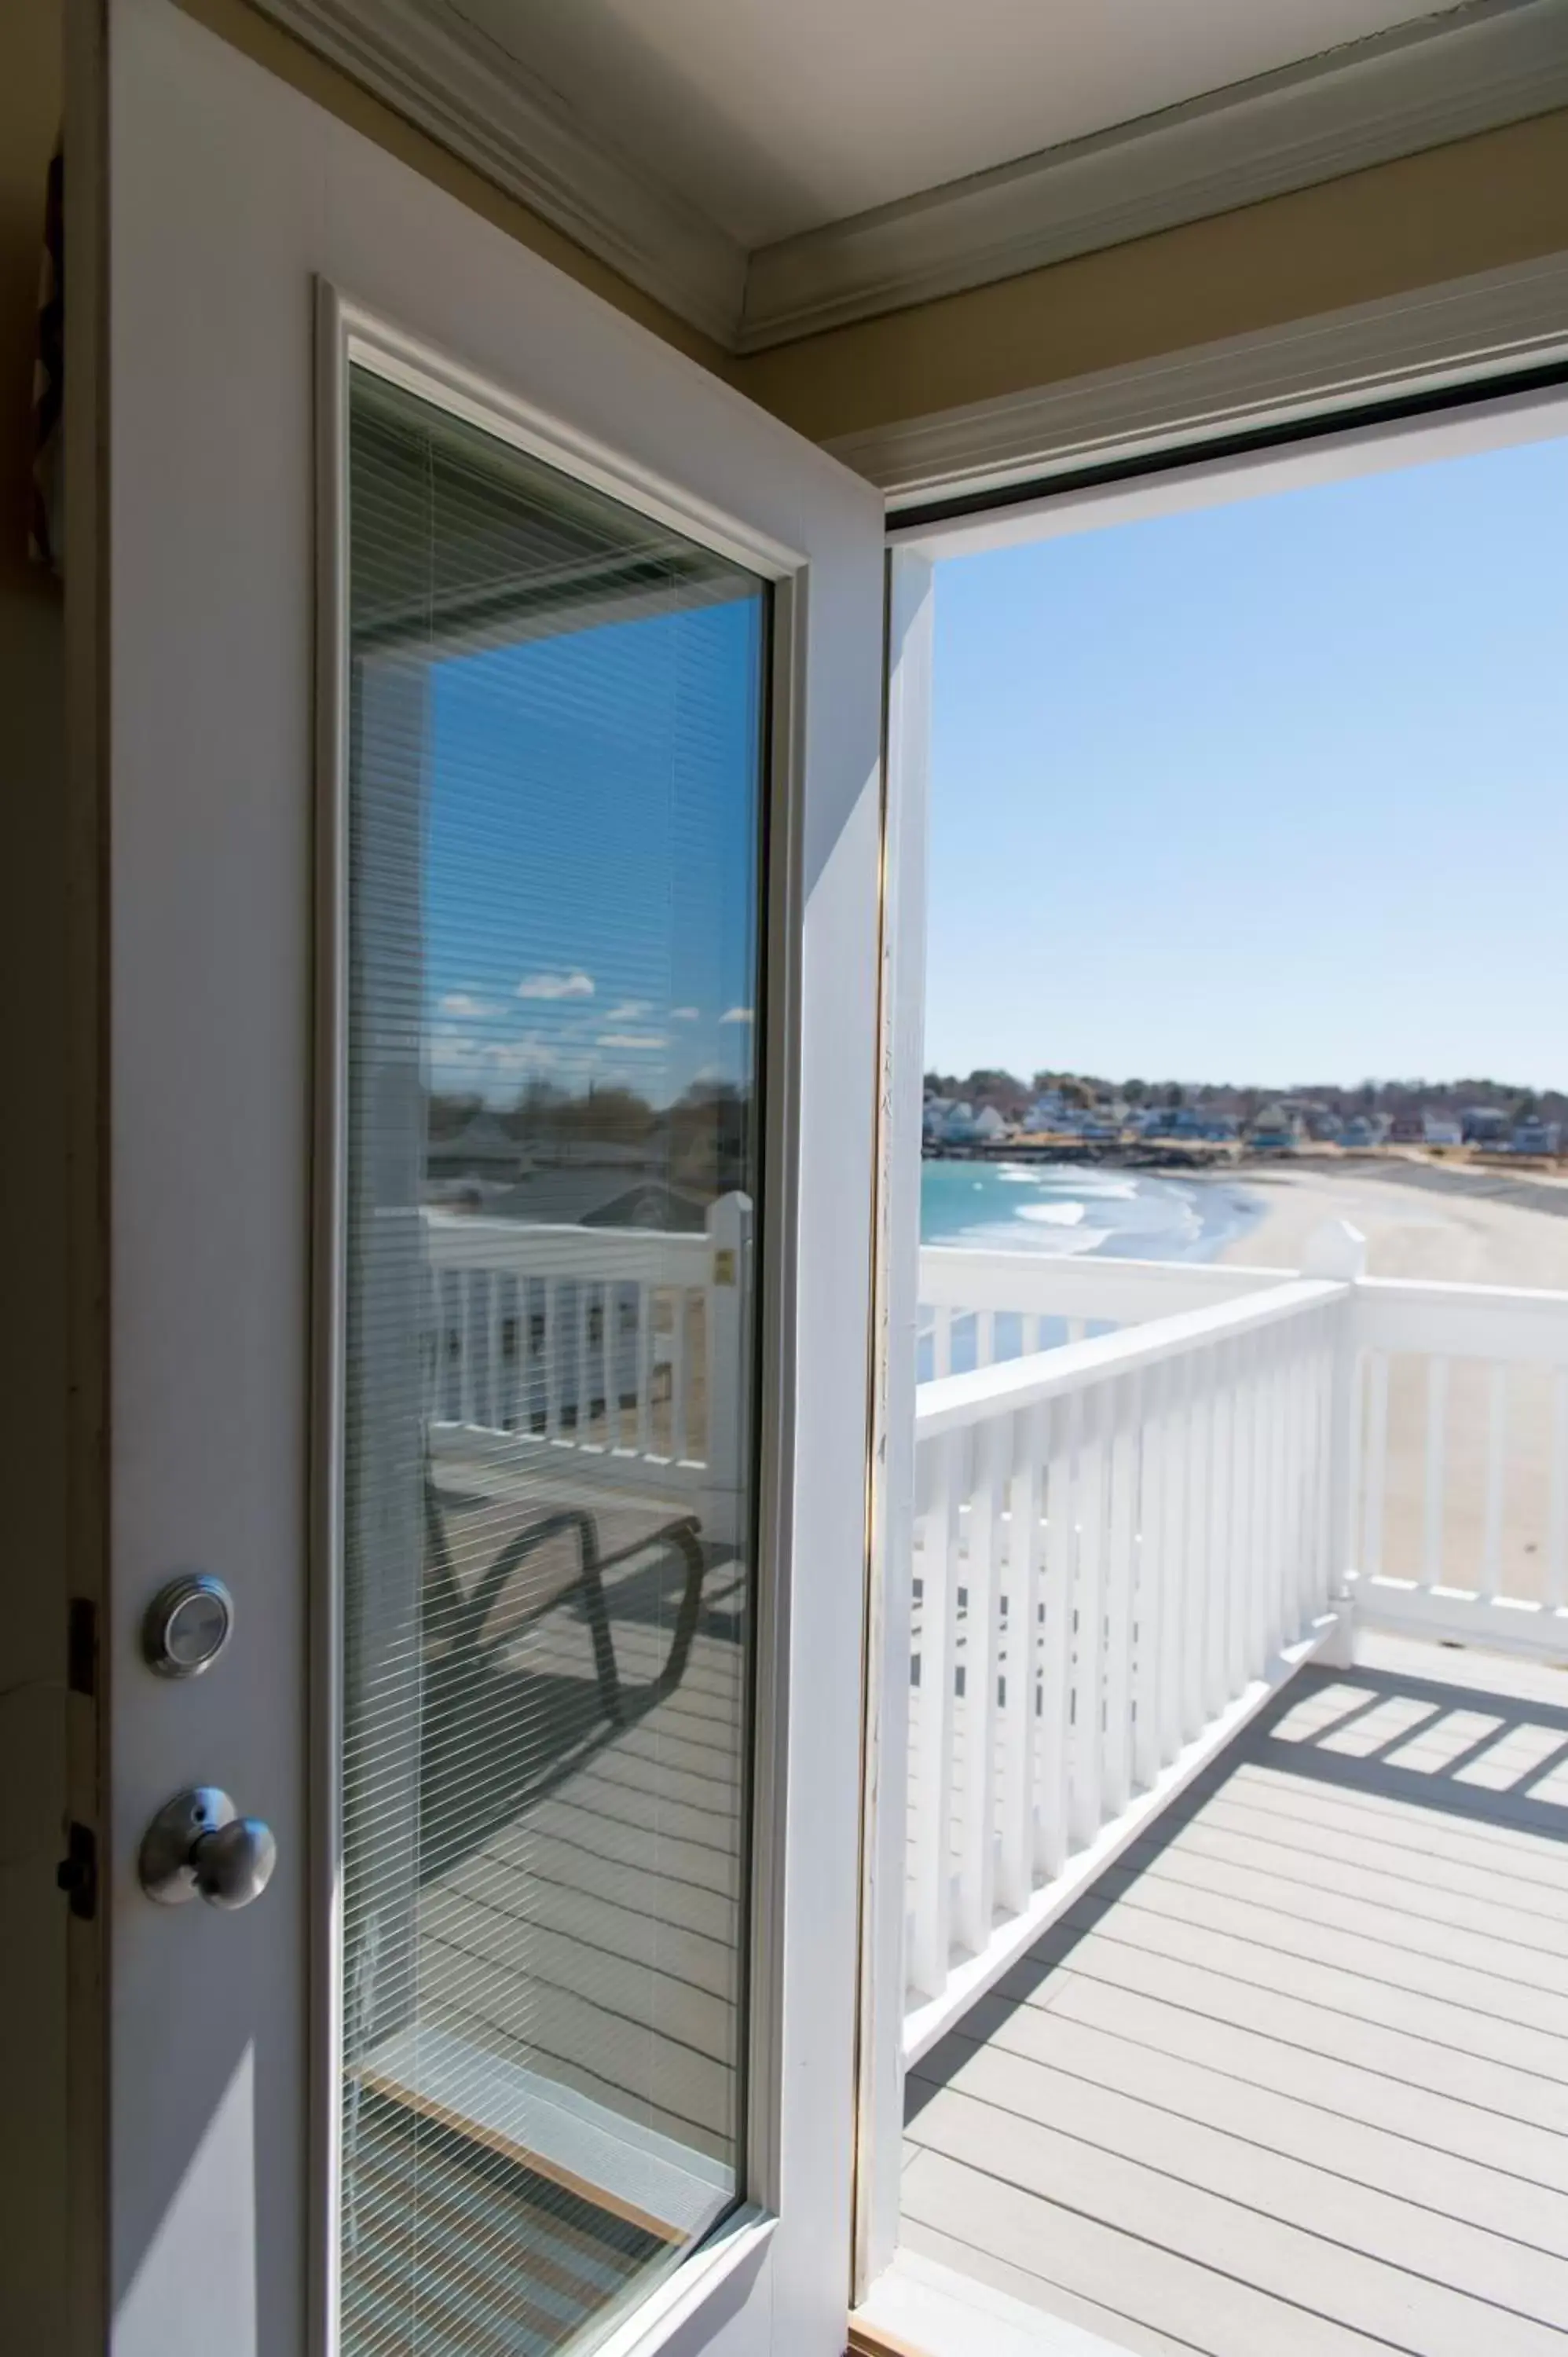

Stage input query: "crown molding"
[
  {"left": 247, "top": 0, "right": 747, "bottom": 344},
  {"left": 246, "top": 0, "right": 1568, "bottom": 359},
  {"left": 825, "top": 253, "right": 1568, "bottom": 504},
  {"left": 739, "top": 0, "right": 1568, "bottom": 351}
]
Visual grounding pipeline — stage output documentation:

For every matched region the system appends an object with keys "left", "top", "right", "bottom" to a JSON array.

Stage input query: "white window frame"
[{"left": 311, "top": 288, "right": 815, "bottom": 2357}]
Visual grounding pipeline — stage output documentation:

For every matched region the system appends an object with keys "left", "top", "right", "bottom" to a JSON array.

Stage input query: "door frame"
[{"left": 850, "top": 343, "right": 1568, "bottom": 2312}]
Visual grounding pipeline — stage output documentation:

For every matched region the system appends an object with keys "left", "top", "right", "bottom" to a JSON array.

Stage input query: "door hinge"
[
  {"left": 56, "top": 1822, "right": 97, "bottom": 1921},
  {"left": 67, "top": 1596, "right": 97, "bottom": 1698}
]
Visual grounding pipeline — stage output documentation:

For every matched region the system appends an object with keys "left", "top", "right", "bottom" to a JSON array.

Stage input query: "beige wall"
[
  {"left": 0, "top": 4, "right": 67, "bottom": 2350},
  {"left": 736, "top": 107, "right": 1568, "bottom": 443}
]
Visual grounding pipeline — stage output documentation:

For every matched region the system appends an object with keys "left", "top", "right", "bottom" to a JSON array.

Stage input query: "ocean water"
[
  {"left": 921, "top": 1157, "right": 1262, "bottom": 1262},
  {"left": 918, "top": 1160, "right": 1264, "bottom": 1380}
]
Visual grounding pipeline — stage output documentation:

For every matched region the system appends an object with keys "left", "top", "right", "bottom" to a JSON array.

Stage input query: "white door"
[{"left": 73, "top": 6, "right": 885, "bottom": 2355}]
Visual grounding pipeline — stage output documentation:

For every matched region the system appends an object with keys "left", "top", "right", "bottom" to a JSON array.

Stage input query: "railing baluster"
[
  {"left": 1422, "top": 1356, "right": 1449, "bottom": 1590},
  {"left": 1069, "top": 1384, "right": 1106, "bottom": 1849},
  {"left": 1156, "top": 1352, "right": 1189, "bottom": 1770},
  {"left": 573, "top": 1281, "right": 591, "bottom": 1442},
  {"left": 958, "top": 1411, "right": 1006, "bottom": 1952},
  {"left": 998, "top": 1403, "right": 1044, "bottom": 1913},
  {"left": 909, "top": 1431, "right": 959, "bottom": 2000},
  {"left": 1264, "top": 1322, "right": 1288, "bottom": 1666},
  {"left": 670, "top": 1289, "right": 689, "bottom": 1461},
  {"left": 1207, "top": 1342, "right": 1236, "bottom": 1718},
  {"left": 544, "top": 1279, "right": 560, "bottom": 1441},
  {"left": 1316, "top": 1314, "right": 1339, "bottom": 1620},
  {"left": 1361, "top": 1351, "right": 1390, "bottom": 1582},
  {"left": 484, "top": 1267, "right": 502, "bottom": 1431},
  {"left": 1549, "top": 1371, "right": 1568, "bottom": 1611},
  {"left": 1183, "top": 1353, "right": 1211, "bottom": 1746},
  {"left": 635, "top": 1285, "right": 652, "bottom": 1456},
  {"left": 1024, "top": 1312, "right": 1044, "bottom": 1356},
  {"left": 1102, "top": 1373, "right": 1139, "bottom": 1819},
  {"left": 1035, "top": 1398, "right": 1074, "bottom": 1882},
  {"left": 975, "top": 1308, "right": 996, "bottom": 1372},
  {"left": 932, "top": 1306, "right": 953, "bottom": 1378},
  {"left": 1225, "top": 1332, "right": 1254, "bottom": 1693},
  {"left": 459, "top": 1269, "right": 478, "bottom": 1429},
  {"left": 1482, "top": 1362, "right": 1508, "bottom": 1600},
  {"left": 1132, "top": 1362, "right": 1163, "bottom": 1794},
  {"left": 1285, "top": 1322, "right": 1313, "bottom": 1640},
  {"left": 601, "top": 1282, "right": 622, "bottom": 1442}
]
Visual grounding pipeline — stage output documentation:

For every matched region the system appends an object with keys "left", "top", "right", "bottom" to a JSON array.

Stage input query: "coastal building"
[
  {"left": 1423, "top": 1113, "right": 1464, "bottom": 1146},
  {"left": 1249, "top": 1103, "right": 1303, "bottom": 1152},
  {"left": 1463, "top": 1105, "right": 1511, "bottom": 1143}
]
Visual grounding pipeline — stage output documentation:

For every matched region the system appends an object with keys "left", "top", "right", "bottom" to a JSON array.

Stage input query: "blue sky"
[
  {"left": 925, "top": 432, "right": 1568, "bottom": 1092},
  {"left": 419, "top": 590, "right": 764, "bottom": 1105}
]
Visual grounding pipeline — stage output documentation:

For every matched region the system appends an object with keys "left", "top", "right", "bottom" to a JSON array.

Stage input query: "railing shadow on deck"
[{"left": 906, "top": 1655, "right": 1568, "bottom": 2128}]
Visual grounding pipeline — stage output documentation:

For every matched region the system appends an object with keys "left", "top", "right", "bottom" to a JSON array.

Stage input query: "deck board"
[{"left": 903, "top": 1642, "right": 1568, "bottom": 2354}]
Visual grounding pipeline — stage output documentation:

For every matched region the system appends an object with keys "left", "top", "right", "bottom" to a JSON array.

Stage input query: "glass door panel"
[{"left": 338, "top": 367, "right": 768, "bottom": 2355}]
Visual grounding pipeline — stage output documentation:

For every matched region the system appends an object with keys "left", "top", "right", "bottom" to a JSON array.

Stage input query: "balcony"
[
  {"left": 858, "top": 1230, "right": 1568, "bottom": 2355},
  {"left": 424, "top": 1208, "right": 1568, "bottom": 2353}
]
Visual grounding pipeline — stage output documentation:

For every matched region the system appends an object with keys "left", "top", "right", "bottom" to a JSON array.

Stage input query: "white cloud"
[
  {"left": 596, "top": 1031, "right": 669, "bottom": 1052},
  {"left": 606, "top": 999, "right": 654, "bottom": 1022},
  {"left": 671, "top": 1006, "right": 701, "bottom": 1021},
  {"left": 485, "top": 1036, "right": 559, "bottom": 1078},
  {"left": 719, "top": 1006, "right": 753, "bottom": 1025},
  {"left": 438, "top": 991, "right": 501, "bottom": 1019},
  {"left": 517, "top": 970, "right": 595, "bottom": 1000}
]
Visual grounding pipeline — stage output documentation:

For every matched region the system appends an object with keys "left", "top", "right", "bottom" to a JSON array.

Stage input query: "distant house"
[
  {"left": 1463, "top": 1106, "right": 1509, "bottom": 1144},
  {"left": 1423, "top": 1115, "right": 1464, "bottom": 1147},
  {"left": 971, "top": 1105, "right": 1008, "bottom": 1142},
  {"left": 1249, "top": 1104, "right": 1302, "bottom": 1153},
  {"left": 425, "top": 1112, "right": 525, "bottom": 1198},
  {"left": 1512, "top": 1118, "right": 1561, "bottom": 1157},
  {"left": 1338, "top": 1115, "right": 1378, "bottom": 1150}
]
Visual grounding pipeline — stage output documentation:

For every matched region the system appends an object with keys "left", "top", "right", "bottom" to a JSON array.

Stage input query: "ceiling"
[
  {"left": 448, "top": 0, "right": 1466, "bottom": 248},
  {"left": 257, "top": 0, "right": 1568, "bottom": 346}
]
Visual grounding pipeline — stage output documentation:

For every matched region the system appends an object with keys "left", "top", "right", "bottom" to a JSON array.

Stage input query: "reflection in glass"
[{"left": 338, "top": 368, "right": 767, "bottom": 2355}]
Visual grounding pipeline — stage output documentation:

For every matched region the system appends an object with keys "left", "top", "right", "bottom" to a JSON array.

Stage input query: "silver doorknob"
[{"left": 139, "top": 1786, "right": 277, "bottom": 1910}]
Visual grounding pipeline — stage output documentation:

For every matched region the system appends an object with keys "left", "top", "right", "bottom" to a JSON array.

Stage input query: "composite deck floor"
[
  {"left": 416, "top": 1463, "right": 749, "bottom": 2169},
  {"left": 903, "top": 1637, "right": 1568, "bottom": 2356}
]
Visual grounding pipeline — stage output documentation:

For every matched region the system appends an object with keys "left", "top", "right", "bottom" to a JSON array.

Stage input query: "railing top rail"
[
  {"left": 1355, "top": 1272, "right": 1568, "bottom": 1365},
  {"left": 1358, "top": 1272, "right": 1568, "bottom": 1313},
  {"left": 421, "top": 1212, "right": 713, "bottom": 1277},
  {"left": 918, "top": 1244, "right": 1295, "bottom": 1287},
  {"left": 914, "top": 1275, "right": 1346, "bottom": 1439}
]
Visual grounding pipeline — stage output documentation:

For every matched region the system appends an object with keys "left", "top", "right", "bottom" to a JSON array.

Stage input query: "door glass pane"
[{"left": 337, "top": 366, "right": 768, "bottom": 2355}]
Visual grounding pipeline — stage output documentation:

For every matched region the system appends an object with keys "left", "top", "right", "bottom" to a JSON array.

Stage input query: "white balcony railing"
[
  {"left": 417, "top": 1202, "right": 1568, "bottom": 2044},
  {"left": 903, "top": 1226, "right": 1568, "bottom": 2052},
  {"left": 422, "top": 1194, "right": 750, "bottom": 1543}
]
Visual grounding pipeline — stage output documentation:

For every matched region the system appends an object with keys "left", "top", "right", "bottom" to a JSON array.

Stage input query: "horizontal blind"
[{"left": 339, "top": 366, "right": 768, "bottom": 2355}]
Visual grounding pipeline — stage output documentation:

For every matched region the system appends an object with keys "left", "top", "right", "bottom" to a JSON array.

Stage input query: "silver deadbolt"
[
  {"left": 142, "top": 1574, "right": 233, "bottom": 1678},
  {"left": 139, "top": 1787, "right": 277, "bottom": 1910}
]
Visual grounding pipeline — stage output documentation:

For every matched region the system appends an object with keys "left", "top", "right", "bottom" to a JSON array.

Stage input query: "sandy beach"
[{"left": 1218, "top": 1161, "right": 1568, "bottom": 1600}]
